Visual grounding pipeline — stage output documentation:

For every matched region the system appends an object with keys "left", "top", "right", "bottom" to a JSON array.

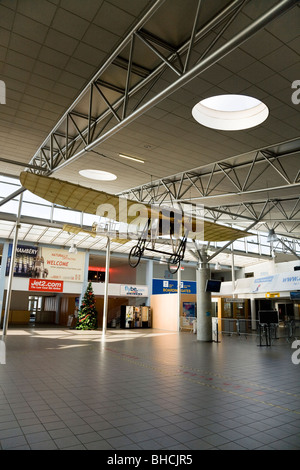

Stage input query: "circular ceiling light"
[
  {"left": 79, "top": 169, "right": 117, "bottom": 181},
  {"left": 192, "top": 94, "right": 269, "bottom": 131}
]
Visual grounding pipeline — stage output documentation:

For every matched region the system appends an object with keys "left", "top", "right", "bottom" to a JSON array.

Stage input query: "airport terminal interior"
[{"left": 0, "top": 0, "right": 300, "bottom": 452}]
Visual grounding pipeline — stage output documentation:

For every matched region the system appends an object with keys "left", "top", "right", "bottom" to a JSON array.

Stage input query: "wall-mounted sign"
[
  {"left": 29, "top": 279, "right": 64, "bottom": 292},
  {"left": 152, "top": 279, "right": 196, "bottom": 295},
  {"left": 290, "top": 292, "right": 300, "bottom": 300},
  {"left": 252, "top": 273, "right": 300, "bottom": 293},
  {"left": 6, "top": 244, "right": 38, "bottom": 276},
  {"left": 40, "top": 247, "right": 85, "bottom": 282},
  {"left": 6, "top": 244, "right": 85, "bottom": 282},
  {"left": 120, "top": 285, "right": 148, "bottom": 297}
]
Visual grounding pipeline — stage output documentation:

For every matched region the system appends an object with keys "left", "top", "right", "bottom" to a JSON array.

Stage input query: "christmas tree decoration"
[{"left": 76, "top": 282, "right": 98, "bottom": 330}]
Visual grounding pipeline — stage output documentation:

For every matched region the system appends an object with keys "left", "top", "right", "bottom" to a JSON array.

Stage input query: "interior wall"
[
  {"left": 10, "top": 291, "right": 29, "bottom": 310},
  {"left": 89, "top": 256, "right": 137, "bottom": 285},
  {"left": 95, "top": 296, "right": 130, "bottom": 327},
  {"left": 109, "top": 264, "right": 137, "bottom": 284},
  {"left": 153, "top": 263, "right": 196, "bottom": 281},
  {"left": 59, "top": 295, "right": 78, "bottom": 325},
  {"left": 150, "top": 294, "right": 178, "bottom": 331}
]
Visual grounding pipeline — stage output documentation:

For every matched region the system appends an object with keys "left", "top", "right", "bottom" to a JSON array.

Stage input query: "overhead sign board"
[
  {"left": 152, "top": 279, "right": 196, "bottom": 295},
  {"left": 252, "top": 273, "right": 300, "bottom": 293}
]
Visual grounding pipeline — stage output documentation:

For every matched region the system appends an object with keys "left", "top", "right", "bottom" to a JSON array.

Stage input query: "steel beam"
[{"left": 26, "top": 0, "right": 298, "bottom": 175}]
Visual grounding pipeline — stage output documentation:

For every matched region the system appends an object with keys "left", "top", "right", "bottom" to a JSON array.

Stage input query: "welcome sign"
[{"left": 6, "top": 244, "right": 85, "bottom": 282}]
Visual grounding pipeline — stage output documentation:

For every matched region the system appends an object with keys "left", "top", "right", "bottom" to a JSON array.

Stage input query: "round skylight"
[
  {"left": 192, "top": 94, "right": 269, "bottom": 131},
  {"left": 79, "top": 169, "right": 117, "bottom": 181}
]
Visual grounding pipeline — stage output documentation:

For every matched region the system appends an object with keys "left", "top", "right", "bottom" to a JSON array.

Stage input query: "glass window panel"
[
  {"left": 259, "top": 234, "right": 268, "bottom": 244},
  {"left": 53, "top": 207, "right": 81, "bottom": 224},
  {"left": 83, "top": 213, "right": 97, "bottom": 226},
  {"left": 260, "top": 245, "right": 271, "bottom": 255},
  {"left": 0, "top": 176, "right": 21, "bottom": 185},
  {"left": 247, "top": 234, "right": 258, "bottom": 243},
  {"left": 233, "top": 240, "right": 245, "bottom": 251},
  {"left": 247, "top": 243, "right": 259, "bottom": 254},
  {"left": 23, "top": 191, "right": 51, "bottom": 205},
  {"left": 0, "top": 182, "right": 20, "bottom": 198},
  {"left": 21, "top": 202, "right": 52, "bottom": 219},
  {"left": 0, "top": 199, "right": 18, "bottom": 215}
]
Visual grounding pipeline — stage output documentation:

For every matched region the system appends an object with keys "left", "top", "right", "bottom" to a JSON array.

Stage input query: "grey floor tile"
[
  {"left": 1, "top": 435, "right": 28, "bottom": 450},
  {"left": 53, "top": 435, "right": 83, "bottom": 449},
  {"left": 235, "top": 436, "right": 263, "bottom": 449},
  {"left": 0, "top": 327, "right": 299, "bottom": 451}
]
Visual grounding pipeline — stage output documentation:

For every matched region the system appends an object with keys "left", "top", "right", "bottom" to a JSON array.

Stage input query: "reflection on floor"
[{"left": 0, "top": 326, "right": 299, "bottom": 450}]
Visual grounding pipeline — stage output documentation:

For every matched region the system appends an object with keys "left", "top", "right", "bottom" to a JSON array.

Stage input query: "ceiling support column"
[
  {"left": 102, "top": 237, "right": 110, "bottom": 340},
  {"left": 145, "top": 259, "right": 153, "bottom": 307},
  {"left": 2, "top": 194, "right": 23, "bottom": 337},
  {"left": 196, "top": 248, "right": 212, "bottom": 342},
  {"left": 0, "top": 242, "right": 9, "bottom": 328},
  {"left": 177, "top": 264, "right": 181, "bottom": 332}
]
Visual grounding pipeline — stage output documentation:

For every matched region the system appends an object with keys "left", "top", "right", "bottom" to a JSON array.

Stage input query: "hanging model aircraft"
[{"left": 20, "top": 171, "right": 249, "bottom": 273}]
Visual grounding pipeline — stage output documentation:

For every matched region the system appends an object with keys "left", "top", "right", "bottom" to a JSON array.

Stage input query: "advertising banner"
[
  {"left": 252, "top": 272, "right": 300, "bottom": 293},
  {"left": 29, "top": 279, "right": 64, "bottom": 292},
  {"left": 6, "top": 244, "right": 85, "bottom": 282},
  {"left": 6, "top": 244, "right": 38, "bottom": 276},
  {"left": 40, "top": 247, "right": 85, "bottom": 282}
]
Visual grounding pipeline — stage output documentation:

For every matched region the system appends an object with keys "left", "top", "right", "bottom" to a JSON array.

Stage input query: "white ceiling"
[{"left": 0, "top": 0, "right": 300, "bottom": 264}]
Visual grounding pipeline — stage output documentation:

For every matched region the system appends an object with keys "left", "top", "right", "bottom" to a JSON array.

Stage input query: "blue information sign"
[{"left": 152, "top": 279, "right": 196, "bottom": 295}]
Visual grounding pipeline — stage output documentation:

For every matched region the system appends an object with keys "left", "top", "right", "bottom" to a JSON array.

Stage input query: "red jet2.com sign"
[{"left": 29, "top": 279, "right": 64, "bottom": 292}]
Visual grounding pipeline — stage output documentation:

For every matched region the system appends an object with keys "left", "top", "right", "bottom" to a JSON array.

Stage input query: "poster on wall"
[
  {"left": 6, "top": 244, "right": 85, "bottom": 282},
  {"left": 182, "top": 302, "right": 196, "bottom": 317},
  {"left": 39, "top": 247, "right": 85, "bottom": 282},
  {"left": 5, "top": 244, "right": 38, "bottom": 276}
]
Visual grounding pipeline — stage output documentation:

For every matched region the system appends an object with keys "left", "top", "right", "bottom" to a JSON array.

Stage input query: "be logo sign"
[
  {"left": 291, "top": 340, "right": 300, "bottom": 365},
  {"left": 0, "top": 80, "right": 5, "bottom": 104}
]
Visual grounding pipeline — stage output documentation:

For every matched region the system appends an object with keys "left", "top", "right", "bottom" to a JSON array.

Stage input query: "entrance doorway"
[
  {"left": 278, "top": 303, "right": 294, "bottom": 321},
  {"left": 28, "top": 296, "right": 42, "bottom": 323}
]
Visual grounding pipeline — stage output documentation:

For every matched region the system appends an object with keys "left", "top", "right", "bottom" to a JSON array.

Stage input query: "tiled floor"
[{"left": 0, "top": 325, "right": 299, "bottom": 450}]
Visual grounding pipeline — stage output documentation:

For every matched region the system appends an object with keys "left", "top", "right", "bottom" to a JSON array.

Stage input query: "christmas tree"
[{"left": 76, "top": 282, "right": 98, "bottom": 330}]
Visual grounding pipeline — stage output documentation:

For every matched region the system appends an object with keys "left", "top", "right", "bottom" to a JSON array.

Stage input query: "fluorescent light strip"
[{"left": 119, "top": 153, "right": 144, "bottom": 163}]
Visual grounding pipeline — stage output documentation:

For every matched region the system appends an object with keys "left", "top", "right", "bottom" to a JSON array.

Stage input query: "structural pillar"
[
  {"left": 79, "top": 251, "right": 90, "bottom": 306},
  {"left": 2, "top": 194, "right": 23, "bottom": 337},
  {"left": 196, "top": 249, "right": 212, "bottom": 342},
  {"left": 231, "top": 250, "right": 236, "bottom": 298},
  {"left": 102, "top": 237, "right": 110, "bottom": 339},
  {"left": 250, "top": 297, "right": 257, "bottom": 330},
  {"left": 0, "top": 242, "right": 9, "bottom": 327},
  {"left": 145, "top": 259, "right": 153, "bottom": 307},
  {"left": 177, "top": 265, "right": 181, "bottom": 332}
]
